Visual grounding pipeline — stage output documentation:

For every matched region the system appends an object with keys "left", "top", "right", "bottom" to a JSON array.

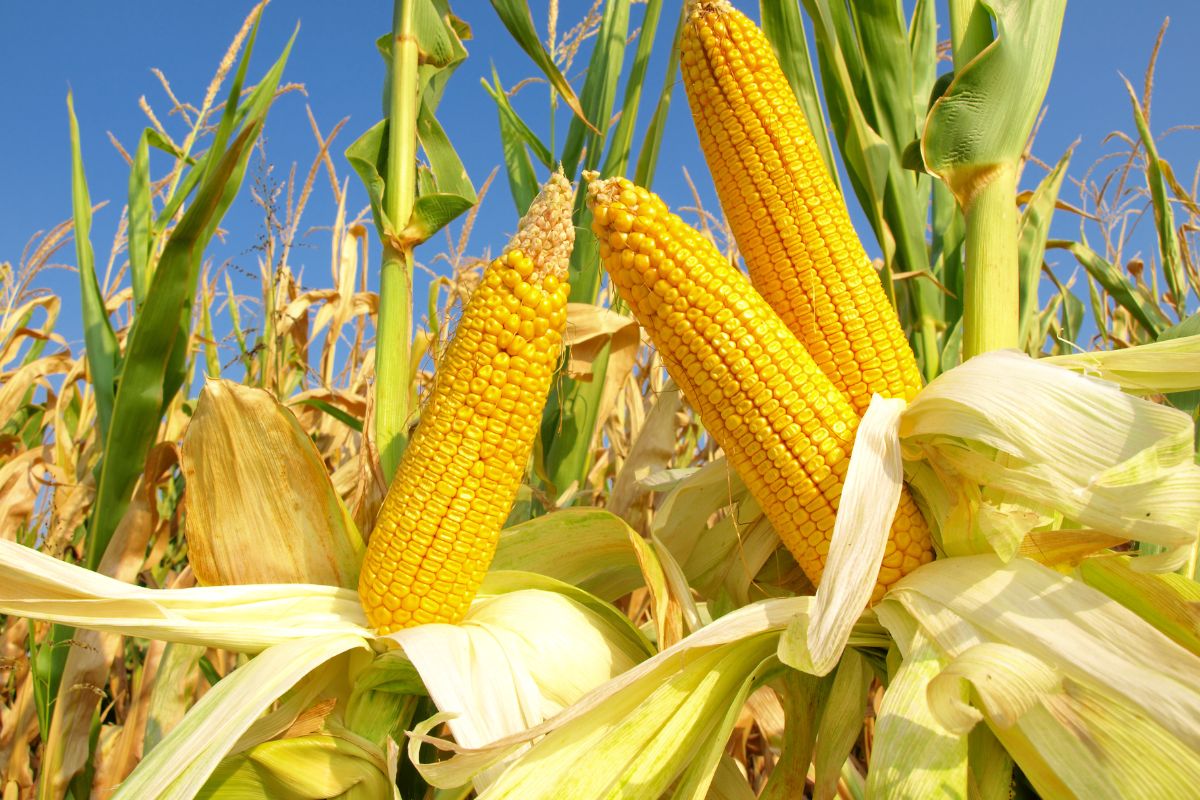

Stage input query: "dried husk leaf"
[{"left": 181, "top": 380, "right": 364, "bottom": 587}]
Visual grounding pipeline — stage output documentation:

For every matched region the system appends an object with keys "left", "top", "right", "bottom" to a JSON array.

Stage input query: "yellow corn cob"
[
  {"left": 681, "top": 0, "right": 923, "bottom": 414},
  {"left": 586, "top": 176, "right": 931, "bottom": 600},
  {"left": 359, "top": 174, "right": 573, "bottom": 633}
]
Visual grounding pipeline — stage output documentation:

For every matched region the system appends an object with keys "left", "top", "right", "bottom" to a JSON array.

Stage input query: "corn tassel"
[
  {"left": 682, "top": 0, "right": 923, "bottom": 414},
  {"left": 586, "top": 176, "right": 932, "bottom": 599},
  {"left": 359, "top": 174, "right": 573, "bottom": 632}
]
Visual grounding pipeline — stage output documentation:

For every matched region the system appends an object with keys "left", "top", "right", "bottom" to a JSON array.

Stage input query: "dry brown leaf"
[
  {"left": 40, "top": 456, "right": 162, "bottom": 797},
  {"left": 91, "top": 639, "right": 166, "bottom": 798},
  {"left": 181, "top": 380, "right": 365, "bottom": 587},
  {"left": 0, "top": 672, "right": 36, "bottom": 796},
  {"left": 608, "top": 379, "right": 683, "bottom": 523},
  {"left": 0, "top": 351, "right": 73, "bottom": 424},
  {"left": 0, "top": 449, "right": 46, "bottom": 542},
  {"left": 1018, "top": 528, "right": 1130, "bottom": 568}
]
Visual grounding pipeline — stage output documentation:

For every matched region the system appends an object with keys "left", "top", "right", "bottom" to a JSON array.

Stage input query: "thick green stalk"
[
  {"left": 377, "top": 0, "right": 419, "bottom": 480},
  {"left": 962, "top": 165, "right": 1020, "bottom": 357}
]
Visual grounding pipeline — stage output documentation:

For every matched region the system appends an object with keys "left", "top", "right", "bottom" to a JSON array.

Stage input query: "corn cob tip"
[
  {"left": 505, "top": 171, "right": 574, "bottom": 281},
  {"left": 685, "top": 0, "right": 732, "bottom": 20},
  {"left": 584, "top": 175, "right": 636, "bottom": 211}
]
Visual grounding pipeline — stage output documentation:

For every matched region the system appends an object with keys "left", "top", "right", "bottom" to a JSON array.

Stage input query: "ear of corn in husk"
[
  {"left": 682, "top": 0, "right": 924, "bottom": 414},
  {"left": 585, "top": 175, "right": 932, "bottom": 600},
  {"left": 359, "top": 173, "right": 574, "bottom": 632}
]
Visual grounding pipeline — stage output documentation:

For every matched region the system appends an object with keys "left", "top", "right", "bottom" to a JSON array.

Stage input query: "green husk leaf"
[
  {"left": 491, "top": 509, "right": 646, "bottom": 602},
  {"left": 1044, "top": 332, "right": 1200, "bottom": 395},
  {"left": 780, "top": 397, "right": 905, "bottom": 676},
  {"left": 1078, "top": 554, "right": 1200, "bottom": 656},
  {"left": 410, "top": 598, "right": 815, "bottom": 795},
  {"left": 866, "top": 623, "right": 967, "bottom": 799},
  {"left": 901, "top": 350, "right": 1200, "bottom": 568},
  {"left": 880, "top": 555, "right": 1200, "bottom": 799},
  {"left": 198, "top": 733, "right": 391, "bottom": 799},
  {"left": 114, "top": 638, "right": 369, "bottom": 800},
  {"left": 0, "top": 539, "right": 371, "bottom": 653}
]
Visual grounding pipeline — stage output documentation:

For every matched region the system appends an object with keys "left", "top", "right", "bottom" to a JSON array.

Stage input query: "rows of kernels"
[
  {"left": 681, "top": 1, "right": 924, "bottom": 414},
  {"left": 589, "top": 176, "right": 932, "bottom": 595},
  {"left": 359, "top": 249, "right": 569, "bottom": 633}
]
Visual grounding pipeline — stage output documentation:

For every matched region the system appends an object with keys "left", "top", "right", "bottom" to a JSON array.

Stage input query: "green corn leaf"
[
  {"left": 406, "top": 96, "right": 477, "bottom": 241},
  {"left": 536, "top": 0, "right": 642, "bottom": 497},
  {"left": 490, "top": 79, "right": 540, "bottom": 215},
  {"left": 414, "top": 0, "right": 471, "bottom": 104},
  {"left": 632, "top": 4, "right": 685, "bottom": 188},
  {"left": 144, "top": 127, "right": 190, "bottom": 161},
  {"left": 346, "top": 120, "right": 391, "bottom": 240},
  {"left": 66, "top": 92, "right": 120, "bottom": 441},
  {"left": 760, "top": 0, "right": 839, "bottom": 187},
  {"left": 296, "top": 398, "right": 364, "bottom": 433},
  {"left": 1125, "top": 78, "right": 1187, "bottom": 316},
  {"left": 350, "top": 5, "right": 475, "bottom": 249},
  {"left": 30, "top": 622, "right": 74, "bottom": 743},
  {"left": 1041, "top": 268, "right": 1084, "bottom": 354},
  {"left": 162, "top": 26, "right": 297, "bottom": 409},
  {"left": 758, "top": 672, "right": 830, "bottom": 800},
  {"left": 127, "top": 129, "right": 153, "bottom": 309},
  {"left": 800, "top": 0, "right": 941, "bottom": 378},
  {"left": 85, "top": 24, "right": 293, "bottom": 568},
  {"left": 483, "top": 69, "right": 554, "bottom": 168},
  {"left": 199, "top": 282, "right": 220, "bottom": 378},
  {"left": 483, "top": 66, "right": 553, "bottom": 214},
  {"left": 488, "top": 0, "right": 591, "bottom": 133},
  {"left": 558, "top": 0, "right": 630, "bottom": 179},
  {"left": 908, "top": 0, "right": 938, "bottom": 136},
  {"left": 1047, "top": 239, "right": 1171, "bottom": 337},
  {"left": 847, "top": 1, "right": 919, "bottom": 165},
  {"left": 1017, "top": 147, "right": 1072, "bottom": 352},
  {"left": 600, "top": 0, "right": 665, "bottom": 178},
  {"left": 88, "top": 121, "right": 264, "bottom": 569}
]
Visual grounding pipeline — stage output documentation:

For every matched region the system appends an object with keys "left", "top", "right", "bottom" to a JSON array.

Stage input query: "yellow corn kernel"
[
  {"left": 586, "top": 176, "right": 932, "bottom": 600},
  {"left": 359, "top": 173, "right": 574, "bottom": 633},
  {"left": 682, "top": 0, "right": 923, "bottom": 414}
]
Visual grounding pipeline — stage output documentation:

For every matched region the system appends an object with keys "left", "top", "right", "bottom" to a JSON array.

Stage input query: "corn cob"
[
  {"left": 359, "top": 174, "right": 573, "bottom": 633},
  {"left": 586, "top": 176, "right": 931, "bottom": 599},
  {"left": 681, "top": 0, "right": 923, "bottom": 415}
]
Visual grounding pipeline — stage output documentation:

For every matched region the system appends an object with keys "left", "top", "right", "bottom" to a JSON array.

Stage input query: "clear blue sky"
[{"left": 2, "top": 1, "right": 1197, "bottom": 359}]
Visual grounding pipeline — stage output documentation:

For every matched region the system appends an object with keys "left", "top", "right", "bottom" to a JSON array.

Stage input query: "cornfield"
[{"left": 3, "top": 1, "right": 1199, "bottom": 798}]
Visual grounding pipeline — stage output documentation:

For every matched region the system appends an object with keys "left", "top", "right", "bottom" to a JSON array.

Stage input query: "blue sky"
[{"left": 2, "top": 1, "right": 1197, "bottom": 360}]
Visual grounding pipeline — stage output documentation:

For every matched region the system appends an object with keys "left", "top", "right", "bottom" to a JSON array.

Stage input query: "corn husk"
[{"left": 877, "top": 555, "right": 1200, "bottom": 799}]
